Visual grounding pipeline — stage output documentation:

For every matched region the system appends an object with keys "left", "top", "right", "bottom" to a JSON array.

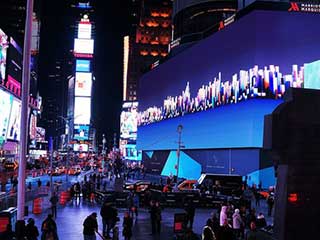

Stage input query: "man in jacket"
[
  {"left": 100, "top": 201, "right": 118, "bottom": 238},
  {"left": 83, "top": 212, "right": 98, "bottom": 240}
]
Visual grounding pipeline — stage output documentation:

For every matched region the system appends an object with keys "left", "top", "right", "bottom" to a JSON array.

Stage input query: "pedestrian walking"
[
  {"left": 83, "top": 212, "right": 98, "bottom": 240},
  {"left": 41, "top": 214, "right": 58, "bottom": 240},
  {"left": 25, "top": 218, "right": 39, "bottom": 240},
  {"left": 122, "top": 212, "right": 133, "bottom": 240},
  {"left": 149, "top": 200, "right": 157, "bottom": 235},
  {"left": 219, "top": 206, "right": 228, "bottom": 226},
  {"left": 100, "top": 201, "right": 119, "bottom": 238},
  {"left": 185, "top": 200, "right": 196, "bottom": 229},
  {"left": 232, "top": 209, "right": 243, "bottom": 239},
  {"left": 155, "top": 201, "right": 162, "bottom": 234},
  {"left": 267, "top": 193, "right": 274, "bottom": 217},
  {"left": 50, "top": 192, "right": 59, "bottom": 218}
]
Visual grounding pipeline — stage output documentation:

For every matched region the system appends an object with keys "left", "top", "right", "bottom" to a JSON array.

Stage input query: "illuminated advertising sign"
[
  {"left": 75, "top": 72, "right": 92, "bottom": 97},
  {"left": 74, "top": 97, "right": 91, "bottom": 124},
  {"left": 78, "top": 23, "right": 92, "bottom": 39},
  {"left": 0, "top": 29, "right": 9, "bottom": 85},
  {"left": 74, "top": 39, "right": 94, "bottom": 54},
  {"left": 36, "top": 127, "right": 45, "bottom": 142},
  {"left": 6, "top": 98, "right": 21, "bottom": 141},
  {"left": 137, "top": 10, "right": 320, "bottom": 151},
  {"left": 76, "top": 59, "right": 90, "bottom": 72},
  {"left": 74, "top": 125, "right": 89, "bottom": 140},
  {"left": 304, "top": 60, "right": 320, "bottom": 90},
  {"left": 29, "top": 114, "right": 37, "bottom": 140},
  {"left": 7, "top": 37, "right": 22, "bottom": 84},
  {"left": 120, "top": 102, "right": 138, "bottom": 140},
  {"left": 0, "top": 89, "right": 13, "bottom": 142},
  {"left": 73, "top": 143, "right": 89, "bottom": 152}
]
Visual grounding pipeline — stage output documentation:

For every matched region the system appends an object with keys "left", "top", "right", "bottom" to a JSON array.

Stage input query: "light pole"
[
  {"left": 176, "top": 124, "right": 183, "bottom": 181},
  {"left": 102, "top": 134, "right": 106, "bottom": 173},
  {"left": 17, "top": 0, "right": 33, "bottom": 236}
]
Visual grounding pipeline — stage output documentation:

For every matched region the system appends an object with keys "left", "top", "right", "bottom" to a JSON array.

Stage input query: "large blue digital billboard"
[{"left": 137, "top": 9, "right": 320, "bottom": 150}]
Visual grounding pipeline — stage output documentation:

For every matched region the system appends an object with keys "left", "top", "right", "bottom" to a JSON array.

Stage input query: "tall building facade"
[
  {"left": 124, "top": 0, "right": 172, "bottom": 102},
  {"left": 170, "top": 0, "right": 237, "bottom": 54},
  {"left": 66, "top": 3, "right": 95, "bottom": 153}
]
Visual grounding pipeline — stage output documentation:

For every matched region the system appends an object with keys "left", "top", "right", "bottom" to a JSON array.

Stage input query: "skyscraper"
[{"left": 123, "top": 0, "right": 172, "bottom": 101}]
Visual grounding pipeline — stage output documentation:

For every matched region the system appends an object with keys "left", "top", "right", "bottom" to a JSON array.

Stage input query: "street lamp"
[
  {"left": 102, "top": 134, "right": 106, "bottom": 173},
  {"left": 176, "top": 124, "right": 183, "bottom": 180},
  {"left": 17, "top": 0, "right": 33, "bottom": 236}
]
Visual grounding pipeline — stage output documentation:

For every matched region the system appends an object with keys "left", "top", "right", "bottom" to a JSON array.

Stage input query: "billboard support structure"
[{"left": 17, "top": 0, "right": 33, "bottom": 233}]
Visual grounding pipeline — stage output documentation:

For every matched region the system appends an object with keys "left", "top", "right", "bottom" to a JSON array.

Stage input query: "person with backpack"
[{"left": 41, "top": 214, "right": 58, "bottom": 240}]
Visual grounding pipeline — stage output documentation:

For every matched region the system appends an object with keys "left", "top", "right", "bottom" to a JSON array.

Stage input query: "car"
[
  {"left": 124, "top": 180, "right": 151, "bottom": 192},
  {"left": 177, "top": 179, "right": 198, "bottom": 191}
]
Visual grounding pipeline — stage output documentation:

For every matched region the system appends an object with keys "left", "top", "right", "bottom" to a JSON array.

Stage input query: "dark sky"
[{"left": 38, "top": 0, "right": 131, "bottom": 147}]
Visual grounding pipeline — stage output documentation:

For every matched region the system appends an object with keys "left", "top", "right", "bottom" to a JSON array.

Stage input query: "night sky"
[{"left": 38, "top": 0, "right": 131, "bottom": 148}]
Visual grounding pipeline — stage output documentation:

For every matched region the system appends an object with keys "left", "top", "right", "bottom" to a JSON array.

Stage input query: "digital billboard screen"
[
  {"left": 74, "top": 97, "right": 91, "bottom": 125},
  {"left": 75, "top": 72, "right": 92, "bottom": 97},
  {"left": 36, "top": 127, "right": 45, "bottom": 142},
  {"left": 0, "top": 89, "right": 13, "bottom": 142},
  {"left": 76, "top": 59, "right": 91, "bottom": 72},
  {"left": 29, "top": 114, "right": 37, "bottom": 140},
  {"left": 74, "top": 124, "right": 89, "bottom": 140},
  {"left": 6, "top": 37, "right": 22, "bottom": 84},
  {"left": 78, "top": 23, "right": 92, "bottom": 39},
  {"left": 120, "top": 102, "right": 141, "bottom": 160},
  {"left": 0, "top": 29, "right": 9, "bottom": 85},
  {"left": 73, "top": 143, "right": 89, "bottom": 152},
  {"left": 120, "top": 102, "right": 138, "bottom": 140},
  {"left": 6, "top": 98, "right": 21, "bottom": 141},
  {"left": 74, "top": 39, "right": 94, "bottom": 54},
  {"left": 137, "top": 10, "right": 320, "bottom": 150}
]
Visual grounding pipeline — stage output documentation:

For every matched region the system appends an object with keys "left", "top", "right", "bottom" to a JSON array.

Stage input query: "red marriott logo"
[{"left": 288, "top": 2, "right": 300, "bottom": 12}]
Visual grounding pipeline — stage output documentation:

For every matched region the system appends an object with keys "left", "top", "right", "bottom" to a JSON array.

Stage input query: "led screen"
[
  {"left": 74, "top": 39, "right": 94, "bottom": 54},
  {"left": 36, "top": 127, "right": 45, "bottom": 142},
  {"left": 120, "top": 102, "right": 138, "bottom": 140},
  {"left": 74, "top": 97, "right": 91, "bottom": 125},
  {"left": 76, "top": 59, "right": 91, "bottom": 72},
  {"left": 74, "top": 124, "right": 89, "bottom": 140},
  {"left": 7, "top": 37, "right": 22, "bottom": 84},
  {"left": 75, "top": 72, "right": 92, "bottom": 97},
  {"left": 73, "top": 143, "right": 88, "bottom": 152},
  {"left": 29, "top": 114, "right": 37, "bottom": 140},
  {"left": 6, "top": 98, "right": 21, "bottom": 141},
  {"left": 119, "top": 102, "right": 141, "bottom": 160},
  {"left": 78, "top": 23, "right": 92, "bottom": 39},
  {"left": 0, "top": 89, "right": 13, "bottom": 142},
  {"left": 137, "top": 10, "right": 320, "bottom": 150},
  {"left": 304, "top": 60, "right": 320, "bottom": 90},
  {"left": 0, "top": 29, "right": 9, "bottom": 85}
]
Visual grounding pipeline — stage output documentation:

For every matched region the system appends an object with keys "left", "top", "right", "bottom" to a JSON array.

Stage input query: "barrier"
[
  {"left": 59, "top": 191, "right": 70, "bottom": 205},
  {"left": 33, "top": 198, "right": 42, "bottom": 214},
  {"left": 94, "top": 190, "right": 240, "bottom": 209}
]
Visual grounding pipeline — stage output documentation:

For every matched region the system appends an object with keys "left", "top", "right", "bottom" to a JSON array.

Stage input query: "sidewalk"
[{"left": 26, "top": 197, "right": 273, "bottom": 240}]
